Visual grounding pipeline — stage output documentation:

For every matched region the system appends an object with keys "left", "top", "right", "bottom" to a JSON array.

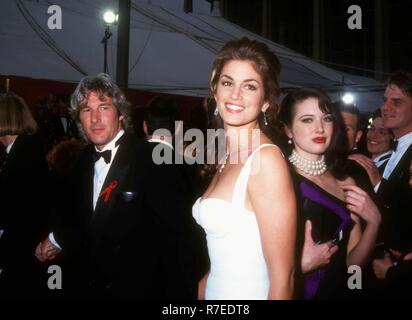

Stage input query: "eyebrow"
[
  {"left": 384, "top": 96, "right": 403, "bottom": 102},
  {"left": 80, "top": 102, "right": 110, "bottom": 109},
  {"left": 298, "top": 113, "right": 332, "bottom": 118},
  {"left": 220, "top": 74, "right": 260, "bottom": 83}
]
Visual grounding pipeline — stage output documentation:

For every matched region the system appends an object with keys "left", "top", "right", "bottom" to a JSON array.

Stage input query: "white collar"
[
  {"left": 148, "top": 138, "right": 174, "bottom": 150},
  {"left": 95, "top": 129, "right": 125, "bottom": 152},
  {"left": 5, "top": 137, "right": 17, "bottom": 154},
  {"left": 396, "top": 131, "right": 412, "bottom": 146}
]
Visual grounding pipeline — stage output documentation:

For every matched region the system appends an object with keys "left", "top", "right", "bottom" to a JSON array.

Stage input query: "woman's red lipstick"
[{"left": 312, "top": 137, "right": 326, "bottom": 144}]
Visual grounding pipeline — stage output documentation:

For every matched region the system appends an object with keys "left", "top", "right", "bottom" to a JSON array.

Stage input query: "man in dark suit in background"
[
  {"left": 335, "top": 101, "right": 376, "bottom": 198},
  {"left": 143, "top": 96, "right": 209, "bottom": 293},
  {"left": 372, "top": 70, "right": 412, "bottom": 253},
  {"left": 36, "top": 74, "right": 198, "bottom": 299}
]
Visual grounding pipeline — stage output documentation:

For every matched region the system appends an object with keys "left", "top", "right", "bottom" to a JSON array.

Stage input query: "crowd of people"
[{"left": 0, "top": 37, "right": 411, "bottom": 300}]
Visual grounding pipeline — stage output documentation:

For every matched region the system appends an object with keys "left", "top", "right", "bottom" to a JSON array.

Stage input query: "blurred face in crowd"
[
  {"left": 214, "top": 59, "right": 269, "bottom": 130},
  {"left": 285, "top": 98, "right": 334, "bottom": 161},
  {"left": 79, "top": 92, "right": 123, "bottom": 150},
  {"left": 381, "top": 84, "right": 412, "bottom": 138},
  {"left": 341, "top": 111, "right": 362, "bottom": 151},
  {"left": 366, "top": 116, "right": 393, "bottom": 158}
]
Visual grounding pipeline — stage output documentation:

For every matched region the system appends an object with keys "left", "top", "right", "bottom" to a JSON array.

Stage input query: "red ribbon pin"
[{"left": 99, "top": 180, "right": 118, "bottom": 203}]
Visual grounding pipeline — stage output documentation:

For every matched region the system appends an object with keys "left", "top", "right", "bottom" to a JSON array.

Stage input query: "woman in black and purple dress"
[{"left": 279, "top": 88, "right": 382, "bottom": 299}]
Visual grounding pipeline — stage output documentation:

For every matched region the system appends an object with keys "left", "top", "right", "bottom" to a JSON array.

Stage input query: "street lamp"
[
  {"left": 342, "top": 92, "right": 355, "bottom": 104},
  {"left": 101, "top": 10, "right": 118, "bottom": 74}
]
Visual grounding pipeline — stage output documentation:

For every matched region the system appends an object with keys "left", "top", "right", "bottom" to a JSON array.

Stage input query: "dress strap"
[{"left": 232, "top": 144, "right": 281, "bottom": 209}]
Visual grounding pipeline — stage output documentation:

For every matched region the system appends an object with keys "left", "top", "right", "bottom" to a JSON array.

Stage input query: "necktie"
[
  {"left": 393, "top": 139, "right": 398, "bottom": 152},
  {"left": 93, "top": 150, "right": 112, "bottom": 164},
  {"left": 378, "top": 153, "right": 392, "bottom": 162}
]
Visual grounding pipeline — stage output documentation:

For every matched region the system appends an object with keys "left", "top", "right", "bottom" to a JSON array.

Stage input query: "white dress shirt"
[
  {"left": 5, "top": 139, "right": 15, "bottom": 154},
  {"left": 49, "top": 129, "right": 125, "bottom": 249},
  {"left": 92, "top": 129, "right": 124, "bottom": 210},
  {"left": 148, "top": 137, "right": 174, "bottom": 150}
]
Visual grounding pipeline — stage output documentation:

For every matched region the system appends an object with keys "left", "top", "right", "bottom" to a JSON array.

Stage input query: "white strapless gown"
[{"left": 192, "top": 144, "right": 279, "bottom": 300}]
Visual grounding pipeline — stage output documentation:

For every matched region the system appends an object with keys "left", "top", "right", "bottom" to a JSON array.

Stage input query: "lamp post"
[{"left": 101, "top": 10, "right": 117, "bottom": 74}]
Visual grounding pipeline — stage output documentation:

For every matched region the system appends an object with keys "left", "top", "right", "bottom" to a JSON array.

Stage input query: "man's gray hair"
[{"left": 70, "top": 73, "right": 131, "bottom": 130}]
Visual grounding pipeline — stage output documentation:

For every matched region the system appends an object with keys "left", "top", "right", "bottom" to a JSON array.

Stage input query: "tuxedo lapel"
[
  {"left": 82, "top": 150, "right": 95, "bottom": 223},
  {"left": 89, "top": 135, "right": 134, "bottom": 247},
  {"left": 386, "top": 143, "right": 412, "bottom": 186}
]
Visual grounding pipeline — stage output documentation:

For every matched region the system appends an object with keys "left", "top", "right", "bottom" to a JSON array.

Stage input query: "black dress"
[{"left": 293, "top": 173, "right": 353, "bottom": 299}]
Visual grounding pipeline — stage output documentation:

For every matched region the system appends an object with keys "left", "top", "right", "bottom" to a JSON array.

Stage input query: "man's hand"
[
  {"left": 372, "top": 252, "right": 393, "bottom": 279},
  {"left": 35, "top": 238, "right": 61, "bottom": 262},
  {"left": 348, "top": 154, "right": 382, "bottom": 187}
]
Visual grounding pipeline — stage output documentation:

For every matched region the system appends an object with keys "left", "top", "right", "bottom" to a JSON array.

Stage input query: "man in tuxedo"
[
  {"left": 36, "top": 74, "right": 197, "bottom": 299},
  {"left": 48, "top": 94, "right": 79, "bottom": 144},
  {"left": 372, "top": 70, "right": 412, "bottom": 253},
  {"left": 143, "top": 96, "right": 209, "bottom": 286}
]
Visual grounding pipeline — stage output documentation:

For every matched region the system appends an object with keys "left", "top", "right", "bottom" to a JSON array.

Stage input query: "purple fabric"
[
  {"left": 300, "top": 181, "right": 351, "bottom": 299},
  {"left": 300, "top": 182, "right": 351, "bottom": 235},
  {"left": 304, "top": 269, "right": 326, "bottom": 300}
]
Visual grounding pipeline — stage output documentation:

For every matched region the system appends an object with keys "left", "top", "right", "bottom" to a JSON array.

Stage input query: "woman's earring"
[
  {"left": 214, "top": 107, "right": 219, "bottom": 116},
  {"left": 288, "top": 138, "right": 293, "bottom": 144},
  {"left": 263, "top": 112, "right": 268, "bottom": 126}
]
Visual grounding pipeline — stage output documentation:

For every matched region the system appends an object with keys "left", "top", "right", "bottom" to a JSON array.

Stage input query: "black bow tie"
[
  {"left": 93, "top": 150, "right": 112, "bottom": 164},
  {"left": 393, "top": 139, "right": 398, "bottom": 152}
]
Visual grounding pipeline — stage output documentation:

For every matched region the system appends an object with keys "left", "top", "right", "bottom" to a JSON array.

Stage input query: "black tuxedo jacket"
[
  {"left": 0, "top": 134, "right": 50, "bottom": 298},
  {"left": 377, "top": 143, "right": 412, "bottom": 251},
  {"left": 54, "top": 134, "right": 199, "bottom": 299}
]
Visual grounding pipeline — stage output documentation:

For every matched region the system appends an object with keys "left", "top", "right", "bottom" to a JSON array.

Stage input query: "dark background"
[{"left": 219, "top": 0, "right": 412, "bottom": 81}]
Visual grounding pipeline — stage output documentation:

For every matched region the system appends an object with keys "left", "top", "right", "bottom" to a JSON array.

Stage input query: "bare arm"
[
  {"left": 198, "top": 271, "right": 210, "bottom": 300},
  {"left": 343, "top": 184, "right": 381, "bottom": 267},
  {"left": 248, "top": 147, "right": 297, "bottom": 300}
]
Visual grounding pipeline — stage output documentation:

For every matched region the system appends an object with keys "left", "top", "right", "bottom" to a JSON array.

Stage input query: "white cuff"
[{"left": 48, "top": 232, "right": 62, "bottom": 250}]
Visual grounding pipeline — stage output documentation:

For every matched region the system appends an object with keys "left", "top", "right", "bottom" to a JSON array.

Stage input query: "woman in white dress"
[{"left": 193, "top": 37, "right": 297, "bottom": 300}]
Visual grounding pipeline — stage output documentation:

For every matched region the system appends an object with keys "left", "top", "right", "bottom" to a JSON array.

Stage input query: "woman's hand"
[
  {"left": 342, "top": 184, "right": 381, "bottom": 228},
  {"left": 301, "top": 220, "right": 339, "bottom": 274}
]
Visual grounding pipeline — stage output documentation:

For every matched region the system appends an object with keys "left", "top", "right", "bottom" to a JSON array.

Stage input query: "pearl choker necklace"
[{"left": 288, "top": 149, "right": 327, "bottom": 176}]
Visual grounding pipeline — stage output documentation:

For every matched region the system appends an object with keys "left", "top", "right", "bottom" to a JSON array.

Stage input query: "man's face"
[
  {"left": 79, "top": 92, "right": 123, "bottom": 150},
  {"left": 366, "top": 117, "right": 393, "bottom": 157},
  {"left": 341, "top": 111, "right": 362, "bottom": 151},
  {"left": 381, "top": 84, "right": 412, "bottom": 137}
]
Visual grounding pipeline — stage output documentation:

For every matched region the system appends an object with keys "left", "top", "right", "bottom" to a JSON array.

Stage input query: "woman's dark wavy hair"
[
  {"left": 201, "top": 37, "right": 283, "bottom": 177},
  {"left": 279, "top": 87, "right": 348, "bottom": 179}
]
